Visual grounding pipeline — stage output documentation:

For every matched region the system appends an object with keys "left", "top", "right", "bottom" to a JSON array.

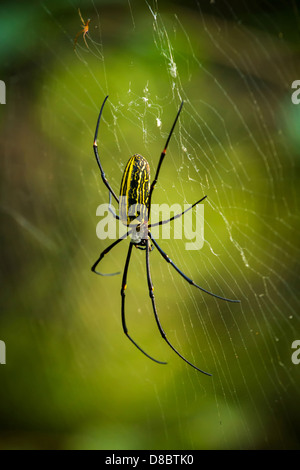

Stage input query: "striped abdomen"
[{"left": 119, "top": 154, "right": 150, "bottom": 226}]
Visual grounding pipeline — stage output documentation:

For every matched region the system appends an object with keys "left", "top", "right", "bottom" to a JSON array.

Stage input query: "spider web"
[{"left": 2, "top": 0, "right": 300, "bottom": 450}]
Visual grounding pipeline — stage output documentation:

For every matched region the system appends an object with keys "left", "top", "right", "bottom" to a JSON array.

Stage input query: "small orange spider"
[{"left": 74, "top": 8, "right": 91, "bottom": 51}]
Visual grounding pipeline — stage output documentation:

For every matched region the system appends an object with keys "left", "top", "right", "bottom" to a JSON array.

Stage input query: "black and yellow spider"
[{"left": 92, "top": 95, "right": 240, "bottom": 375}]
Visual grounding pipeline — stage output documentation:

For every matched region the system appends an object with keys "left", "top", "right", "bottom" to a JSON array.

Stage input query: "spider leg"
[
  {"left": 145, "top": 239, "right": 211, "bottom": 375},
  {"left": 93, "top": 96, "right": 119, "bottom": 204},
  {"left": 83, "top": 32, "right": 89, "bottom": 50},
  {"left": 78, "top": 8, "right": 86, "bottom": 25},
  {"left": 73, "top": 29, "right": 83, "bottom": 50},
  {"left": 121, "top": 242, "right": 167, "bottom": 365},
  {"left": 148, "top": 101, "right": 184, "bottom": 219},
  {"left": 149, "top": 232, "right": 240, "bottom": 303},
  {"left": 149, "top": 196, "right": 207, "bottom": 228},
  {"left": 91, "top": 235, "right": 127, "bottom": 276}
]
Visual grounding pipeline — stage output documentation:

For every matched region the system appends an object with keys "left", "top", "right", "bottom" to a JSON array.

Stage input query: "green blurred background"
[{"left": 0, "top": 0, "right": 300, "bottom": 450}]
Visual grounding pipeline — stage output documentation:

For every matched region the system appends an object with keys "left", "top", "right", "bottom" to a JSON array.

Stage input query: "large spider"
[{"left": 91, "top": 96, "right": 240, "bottom": 375}]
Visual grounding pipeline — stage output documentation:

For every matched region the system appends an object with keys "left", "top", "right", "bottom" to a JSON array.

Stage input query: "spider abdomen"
[{"left": 119, "top": 154, "right": 150, "bottom": 226}]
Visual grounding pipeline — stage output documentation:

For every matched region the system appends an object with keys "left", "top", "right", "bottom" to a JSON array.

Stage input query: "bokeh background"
[{"left": 0, "top": 0, "right": 299, "bottom": 450}]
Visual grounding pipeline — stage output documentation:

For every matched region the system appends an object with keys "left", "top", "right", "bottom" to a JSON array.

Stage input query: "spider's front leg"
[
  {"left": 93, "top": 96, "right": 119, "bottom": 204},
  {"left": 148, "top": 101, "right": 184, "bottom": 220}
]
